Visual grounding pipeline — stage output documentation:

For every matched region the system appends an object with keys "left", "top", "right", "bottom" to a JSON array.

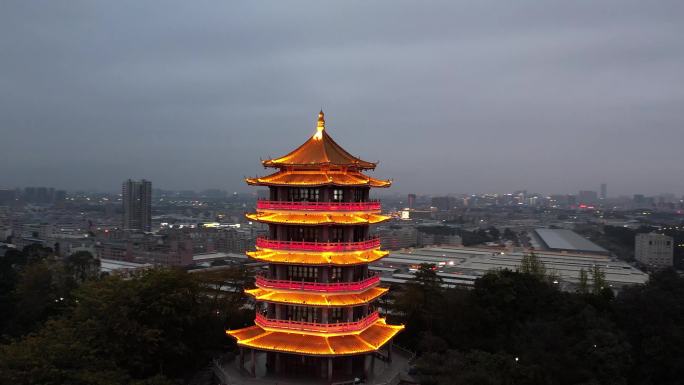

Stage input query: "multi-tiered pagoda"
[{"left": 228, "top": 111, "right": 403, "bottom": 382}]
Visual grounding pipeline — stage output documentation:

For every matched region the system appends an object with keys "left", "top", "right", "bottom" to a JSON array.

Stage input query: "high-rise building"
[
  {"left": 407, "top": 193, "right": 416, "bottom": 209},
  {"left": 228, "top": 111, "right": 403, "bottom": 382},
  {"left": 122, "top": 179, "right": 152, "bottom": 232},
  {"left": 635, "top": 233, "right": 673, "bottom": 269},
  {"left": 578, "top": 190, "right": 598, "bottom": 205},
  {"left": 431, "top": 196, "right": 453, "bottom": 211},
  {"left": 0, "top": 189, "right": 16, "bottom": 205},
  {"left": 600, "top": 183, "right": 607, "bottom": 200}
]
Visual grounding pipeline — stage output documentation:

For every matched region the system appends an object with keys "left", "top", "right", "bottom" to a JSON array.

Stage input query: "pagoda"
[{"left": 228, "top": 111, "right": 403, "bottom": 382}]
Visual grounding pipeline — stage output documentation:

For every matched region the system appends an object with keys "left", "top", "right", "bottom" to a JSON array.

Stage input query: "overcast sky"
[{"left": 1, "top": 1, "right": 683, "bottom": 196}]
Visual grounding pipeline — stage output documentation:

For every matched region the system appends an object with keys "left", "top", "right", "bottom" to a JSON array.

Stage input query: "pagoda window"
[
  {"left": 288, "top": 265, "right": 319, "bottom": 281},
  {"left": 353, "top": 188, "right": 366, "bottom": 202},
  {"left": 286, "top": 226, "right": 317, "bottom": 242},
  {"left": 353, "top": 265, "right": 367, "bottom": 280},
  {"left": 352, "top": 226, "right": 365, "bottom": 242},
  {"left": 330, "top": 307, "right": 344, "bottom": 323},
  {"left": 353, "top": 306, "right": 366, "bottom": 320},
  {"left": 285, "top": 305, "right": 319, "bottom": 323},
  {"left": 329, "top": 226, "right": 345, "bottom": 242},
  {"left": 288, "top": 188, "right": 320, "bottom": 202},
  {"left": 332, "top": 189, "right": 344, "bottom": 202},
  {"left": 329, "top": 266, "right": 343, "bottom": 282}
]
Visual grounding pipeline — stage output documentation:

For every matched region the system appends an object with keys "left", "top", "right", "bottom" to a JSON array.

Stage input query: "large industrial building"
[
  {"left": 371, "top": 246, "right": 648, "bottom": 292},
  {"left": 534, "top": 228, "right": 609, "bottom": 255}
]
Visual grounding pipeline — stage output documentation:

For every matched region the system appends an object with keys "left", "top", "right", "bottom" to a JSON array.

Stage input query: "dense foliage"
[
  {"left": 390, "top": 264, "right": 684, "bottom": 385},
  {"left": 3, "top": 244, "right": 683, "bottom": 385},
  {"left": 0, "top": 246, "right": 250, "bottom": 385}
]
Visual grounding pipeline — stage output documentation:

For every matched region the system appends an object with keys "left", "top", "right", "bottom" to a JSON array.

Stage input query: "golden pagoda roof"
[
  {"left": 246, "top": 212, "right": 390, "bottom": 225},
  {"left": 246, "top": 169, "right": 391, "bottom": 188},
  {"left": 262, "top": 111, "right": 377, "bottom": 170},
  {"left": 227, "top": 318, "right": 403, "bottom": 356},
  {"left": 245, "top": 286, "right": 387, "bottom": 306},
  {"left": 247, "top": 249, "right": 389, "bottom": 265}
]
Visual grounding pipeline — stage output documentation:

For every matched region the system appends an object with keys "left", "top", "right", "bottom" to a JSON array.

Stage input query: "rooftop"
[
  {"left": 371, "top": 246, "right": 649, "bottom": 289},
  {"left": 535, "top": 228, "right": 608, "bottom": 253},
  {"left": 262, "top": 111, "right": 377, "bottom": 170}
]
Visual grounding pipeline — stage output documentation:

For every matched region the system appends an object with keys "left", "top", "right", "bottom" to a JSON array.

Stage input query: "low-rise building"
[{"left": 635, "top": 233, "right": 673, "bottom": 269}]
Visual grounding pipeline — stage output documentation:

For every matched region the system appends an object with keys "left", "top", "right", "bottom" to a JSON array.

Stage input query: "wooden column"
[
  {"left": 239, "top": 347, "right": 245, "bottom": 372},
  {"left": 370, "top": 353, "right": 376, "bottom": 377},
  {"left": 387, "top": 341, "right": 393, "bottom": 363},
  {"left": 327, "top": 357, "right": 333, "bottom": 381},
  {"left": 251, "top": 349, "right": 256, "bottom": 377}
]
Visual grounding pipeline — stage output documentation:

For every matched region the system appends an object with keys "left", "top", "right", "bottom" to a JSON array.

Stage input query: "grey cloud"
[{"left": 1, "top": 0, "right": 683, "bottom": 195}]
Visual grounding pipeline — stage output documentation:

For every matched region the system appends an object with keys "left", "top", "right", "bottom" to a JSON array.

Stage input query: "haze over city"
[
  {"left": 2, "top": 1, "right": 683, "bottom": 195},
  {"left": 5, "top": 2, "right": 684, "bottom": 385}
]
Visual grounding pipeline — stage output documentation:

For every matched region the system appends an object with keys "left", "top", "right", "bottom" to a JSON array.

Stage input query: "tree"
[
  {"left": 591, "top": 265, "right": 607, "bottom": 295},
  {"left": 503, "top": 228, "right": 516, "bottom": 241},
  {"left": 487, "top": 226, "right": 501, "bottom": 240},
  {"left": 578, "top": 268, "right": 589, "bottom": 294},
  {"left": 0, "top": 318, "right": 132, "bottom": 385},
  {"left": 70, "top": 268, "right": 225, "bottom": 378},
  {"left": 64, "top": 250, "right": 100, "bottom": 284},
  {"left": 392, "top": 264, "right": 444, "bottom": 346},
  {"left": 519, "top": 252, "right": 547, "bottom": 279},
  {"left": 0, "top": 268, "right": 230, "bottom": 383},
  {"left": 7, "top": 259, "right": 72, "bottom": 336},
  {"left": 197, "top": 265, "right": 254, "bottom": 329},
  {"left": 615, "top": 269, "right": 684, "bottom": 385}
]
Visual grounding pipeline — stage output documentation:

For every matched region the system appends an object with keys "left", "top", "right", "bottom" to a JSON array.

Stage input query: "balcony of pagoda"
[
  {"left": 256, "top": 236, "right": 381, "bottom": 252},
  {"left": 255, "top": 272, "right": 380, "bottom": 293},
  {"left": 254, "top": 311, "right": 380, "bottom": 334},
  {"left": 256, "top": 199, "right": 381, "bottom": 212}
]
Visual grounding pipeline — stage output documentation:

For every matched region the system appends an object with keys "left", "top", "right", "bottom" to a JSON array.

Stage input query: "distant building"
[
  {"left": 600, "top": 183, "right": 607, "bottom": 200},
  {"left": 633, "top": 194, "right": 655, "bottom": 209},
  {"left": 635, "top": 233, "right": 673, "bottom": 269},
  {"left": 372, "top": 246, "right": 649, "bottom": 292},
  {"left": 534, "top": 228, "right": 609, "bottom": 255},
  {"left": 122, "top": 179, "right": 152, "bottom": 232},
  {"left": 376, "top": 226, "right": 418, "bottom": 250},
  {"left": 578, "top": 190, "right": 598, "bottom": 205},
  {"left": 407, "top": 194, "right": 416, "bottom": 209},
  {"left": 22, "top": 187, "right": 60, "bottom": 204},
  {"left": 431, "top": 196, "right": 453, "bottom": 212},
  {"left": 417, "top": 230, "right": 462, "bottom": 247},
  {"left": 0, "top": 189, "right": 16, "bottom": 205}
]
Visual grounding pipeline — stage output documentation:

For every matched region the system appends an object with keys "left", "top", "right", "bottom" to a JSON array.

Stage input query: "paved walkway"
[{"left": 213, "top": 350, "right": 412, "bottom": 385}]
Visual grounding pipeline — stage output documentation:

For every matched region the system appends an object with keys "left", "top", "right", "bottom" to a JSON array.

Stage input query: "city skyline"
[
  {"left": 3, "top": 182, "right": 683, "bottom": 200},
  {"left": 2, "top": 2, "right": 683, "bottom": 196}
]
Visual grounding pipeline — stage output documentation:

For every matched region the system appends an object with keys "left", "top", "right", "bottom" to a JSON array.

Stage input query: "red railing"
[
  {"left": 255, "top": 273, "right": 379, "bottom": 292},
  {"left": 256, "top": 237, "right": 381, "bottom": 252},
  {"left": 257, "top": 200, "right": 381, "bottom": 212},
  {"left": 255, "top": 312, "right": 380, "bottom": 334}
]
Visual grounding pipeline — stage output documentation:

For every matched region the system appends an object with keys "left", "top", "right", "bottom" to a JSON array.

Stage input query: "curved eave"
[
  {"left": 245, "top": 212, "right": 391, "bottom": 225},
  {"left": 262, "top": 160, "right": 377, "bottom": 170},
  {"left": 245, "top": 286, "right": 388, "bottom": 306},
  {"left": 246, "top": 249, "right": 389, "bottom": 265},
  {"left": 227, "top": 319, "right": 403, "bottom": 357},
  {"left": 245, "top": 173, "right": 391, "bottom": 188},
  {"left": 261, "top": 130, "right": 377, "bottom": 170}
]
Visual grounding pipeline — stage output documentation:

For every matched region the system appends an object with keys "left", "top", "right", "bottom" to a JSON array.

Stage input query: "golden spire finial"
[{"left": 314, "top": 109, "right": 325, "bottom": 139}]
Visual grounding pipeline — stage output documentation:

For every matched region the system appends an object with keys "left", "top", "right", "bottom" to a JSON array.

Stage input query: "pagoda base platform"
[{"left": 211, "top": 346, "right": 413, "bottom": 385}]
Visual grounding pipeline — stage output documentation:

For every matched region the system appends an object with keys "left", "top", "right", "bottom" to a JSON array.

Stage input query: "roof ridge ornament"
[{"left": 313, "top": 110, "right": 325, "bottom": 140}]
